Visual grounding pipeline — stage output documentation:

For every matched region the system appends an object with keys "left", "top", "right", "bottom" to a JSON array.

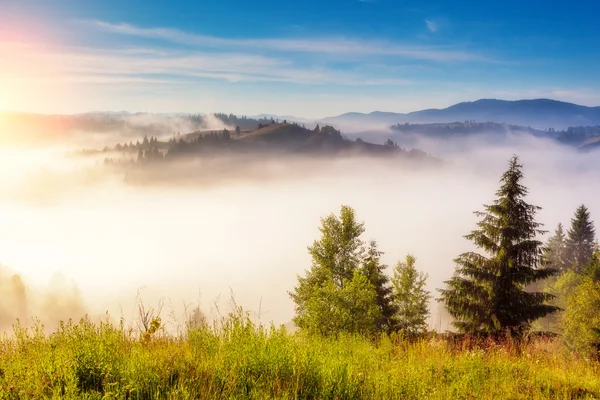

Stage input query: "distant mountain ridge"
[{"left": 321, "top": 99, "right": 600, "bottom": 131}]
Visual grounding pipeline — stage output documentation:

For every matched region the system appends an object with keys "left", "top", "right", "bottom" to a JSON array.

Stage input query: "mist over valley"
[
  {"left": 1, "top": 101, "right": 599, "bottom": 334},
  {"left": 4, "top": 0, "right": 600, "bottom": 393}
]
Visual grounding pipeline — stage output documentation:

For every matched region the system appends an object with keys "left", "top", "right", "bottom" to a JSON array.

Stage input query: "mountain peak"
[{"left": 321, "top": 98, "right": 600, "bottom": 132}]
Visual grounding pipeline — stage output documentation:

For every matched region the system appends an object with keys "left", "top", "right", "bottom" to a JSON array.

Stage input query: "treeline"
[
  {"left": 212, "top": 113, "right": 272, "bottom": 130},
  {"left": 390, "top": 121, "right": 542, "bottom": 136},
  {"left": 555, "top": 126, "right": 600, "bottom": 145},
  {"left": 164, "top": 129, "right": 236, "bottom": 158},
  {"left": 390, "top": 121, "right": 600, "bottom": 146},
  {"left": 537, "top": 205, "right": 600, "bottom": 352},
  {"left": 102, "top": 135, "right": 165, "bottom": 164},
  {"left": 291, "top": 155, "right": 600, "bottom": 355}
]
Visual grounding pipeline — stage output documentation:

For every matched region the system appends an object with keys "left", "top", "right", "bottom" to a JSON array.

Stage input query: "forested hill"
[{"left": 99, "top": 122, "right": 435, "bottom": 164}]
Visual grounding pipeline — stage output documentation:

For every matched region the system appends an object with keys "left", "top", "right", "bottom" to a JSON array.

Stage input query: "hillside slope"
[{"left": 236, "top": 122, "right": 431, "bottom": 159}]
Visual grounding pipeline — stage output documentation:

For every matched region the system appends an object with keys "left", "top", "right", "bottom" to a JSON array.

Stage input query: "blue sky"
[{"left": 1, "top": 0, "right": 599, "bottom": 117}]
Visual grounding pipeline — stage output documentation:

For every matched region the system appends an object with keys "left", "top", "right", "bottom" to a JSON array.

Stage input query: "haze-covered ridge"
[
  {"left": 104, "top": 122, "right": 436, "bottom": 162},
  {"left": 322, "top": 98, "right": 600, "bottom": 131}
]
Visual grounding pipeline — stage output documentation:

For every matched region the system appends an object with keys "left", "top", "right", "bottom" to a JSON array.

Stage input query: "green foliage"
[
  {"left": 291, "top": 205, "right": 392, "bottom": 336},
  {"left": 566, "top": 205, "right": 597, "bottom": 273},
  {"left": 290, "top": 206, "right": 399, "bottom": 336},
  {"left": 536, "top": 271, "right": 582, "bottom": 334},
  {"left": 392, "top": 255, "right": 431, "bottom": 337},
  {"left": 585, "top": 251, "right": 600, "bottom": 282},
  {"left": 305, "top": 205, "right": 364, "bottom": 287},
  {"left": 1, "top": 314, "right": 600, "bottom": 399},
  {"left": 140, "top": 317, "right": 162, "bottom": 342},
  {"left": 302, "top": 271, "right": 382, "bottom": 336},
  {"left": 361, "top": 240, "right": 398, "bottom": 332},
  {"left": 555, "top": 253, "right": 600, "bottom": 355},
  {"left": 562, "top": 276, "right": 600, "bottom": 356},
  {"left": 439, "top": 155, "right": 559, "bottom": 334}
]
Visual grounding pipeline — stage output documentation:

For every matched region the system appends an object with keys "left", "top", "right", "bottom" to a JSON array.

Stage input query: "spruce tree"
[
  {"left": 543, "top": 223, "right": 568, "bottom": 272},
  {"left": 438, "top": 155, "right": 558, "bottom": 335},
  {"left": 361, "top": 240, "right": 398, "bottom": 332},
  {"left": 565, "top": 204, "right": 596, "bottom": 273},
  {"left": 537, "top": 222, "right": 580, "bottom": 333},
  {"left": 392, "top": 255, "right": 430, "bottom": 336}
]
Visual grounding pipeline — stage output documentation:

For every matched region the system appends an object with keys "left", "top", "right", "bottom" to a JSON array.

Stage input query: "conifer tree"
[
  {"left": 543, "top": 223, "right": 568, "bottom": 272},
  {"left": 565, "top": 205, "right": 596, "bottom": 273},
  {"left": 537, "top": 222, "right": 589, "bottom": 333},
  {"left": 392, "top": 255, "right": 430, "bottom": 336},
  {"left": 361, "top": 240, "right": 398, "bottom": 332},
  {"left": 438, "top": 155, "right": 558, "bottom": 335}
]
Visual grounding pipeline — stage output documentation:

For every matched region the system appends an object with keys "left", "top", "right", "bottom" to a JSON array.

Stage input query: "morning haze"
[
  {"left": 0, "top": 112, "right": 599, "bottom": 333},
  {"left": 2, "top": 0, "right": 600, "bottom": 396}
]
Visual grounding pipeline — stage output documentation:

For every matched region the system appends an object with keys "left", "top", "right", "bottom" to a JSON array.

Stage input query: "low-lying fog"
[{"left": 0, "top": 131, "right": 598, "bottom": 333}]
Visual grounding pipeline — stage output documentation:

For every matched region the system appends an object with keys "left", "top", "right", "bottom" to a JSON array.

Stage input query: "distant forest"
[
  {"left": 391, "top": 121, "right": 600, "bottom": 148},
  {"left": 85, "top": 121, "right": 433, "bottom": 167}
]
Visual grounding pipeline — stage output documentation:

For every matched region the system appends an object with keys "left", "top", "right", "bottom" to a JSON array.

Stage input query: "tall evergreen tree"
[
  {"left": 438, "top": 155, "right": 559, "bottom": 335},
  {"left": 543, "top": 223, "right": 568, "bottom": 272},
  {"left": 361, "top": 240, "right": 398, "bottom": 332},
  {"left": 565, "top": 205, "right": 596, "bottom": 273},
  {"left": 392, "top": 255, "right": 430, "bottom": 336}
]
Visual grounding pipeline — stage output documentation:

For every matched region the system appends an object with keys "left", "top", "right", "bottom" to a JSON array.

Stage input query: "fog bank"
[{"left": 0, "top": 133, "right": 599, "bottom": 333}]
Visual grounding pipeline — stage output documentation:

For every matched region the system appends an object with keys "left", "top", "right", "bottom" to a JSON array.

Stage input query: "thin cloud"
[
  {"left": 85, "top": 20, "right": 493, "bottom": 63},
  {"left": 425, "top": 19, "right": 439, "bottom": 33},
  {"left": 0, "top": 42, "right": 414, "bottom": 87}
]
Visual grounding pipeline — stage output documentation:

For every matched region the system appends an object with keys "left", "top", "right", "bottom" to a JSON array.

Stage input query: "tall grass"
[{"left": 0, "top": 310, "right": 599, "bottom": 399}]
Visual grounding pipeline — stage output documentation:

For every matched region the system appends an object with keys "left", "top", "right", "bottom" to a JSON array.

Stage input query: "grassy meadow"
[{"left": 0, "top": 311, "right": 599, "bottom": 399}]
